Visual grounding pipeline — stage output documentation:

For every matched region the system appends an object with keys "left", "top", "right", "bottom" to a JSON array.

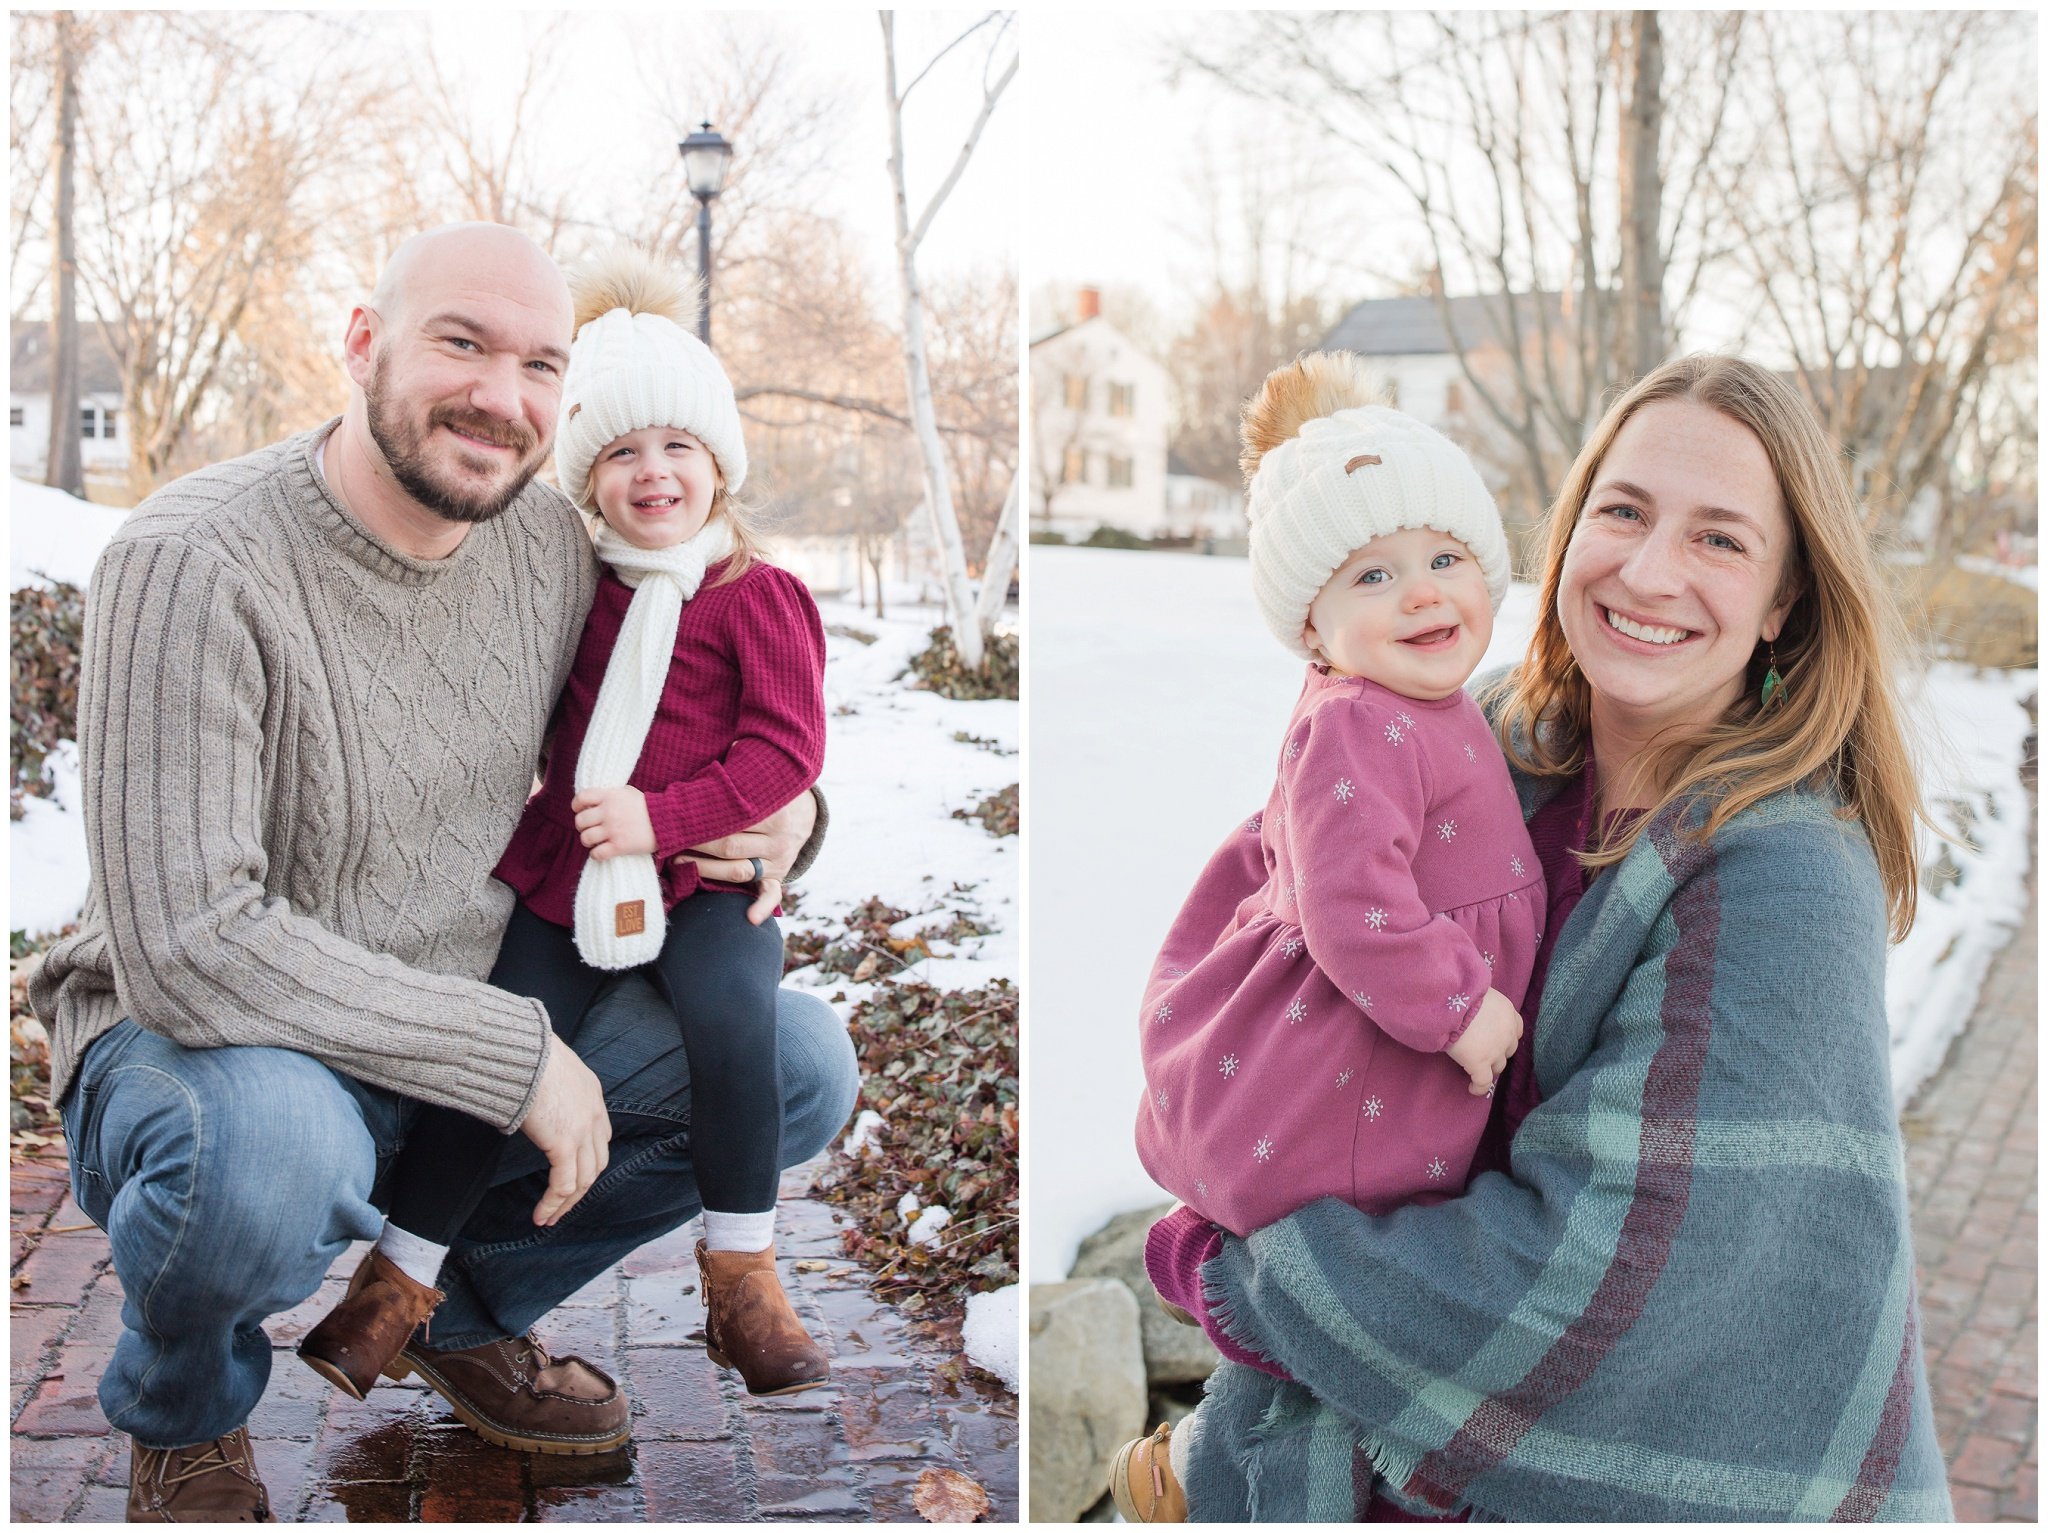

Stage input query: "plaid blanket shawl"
[{"left": 1185, "top": 764, "right": 1950, "bottom": 1521}]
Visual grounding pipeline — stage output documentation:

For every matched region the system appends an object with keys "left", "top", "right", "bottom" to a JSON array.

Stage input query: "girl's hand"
[
  {"left": 1446, "top": 988, "right": 1523, "bottom": 1096},
  {"left": 571, "top": 786, "right": 656, "bottom": 861}
]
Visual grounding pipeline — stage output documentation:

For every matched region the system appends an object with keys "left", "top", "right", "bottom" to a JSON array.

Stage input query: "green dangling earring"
[{"left": 1760, "top": 642, "right": 1785, "bottom": 710}]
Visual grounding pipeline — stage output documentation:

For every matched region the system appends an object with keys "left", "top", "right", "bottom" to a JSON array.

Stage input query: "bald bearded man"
[{"left": 30, "top": 225, "right": 856, "bottom": 1522}]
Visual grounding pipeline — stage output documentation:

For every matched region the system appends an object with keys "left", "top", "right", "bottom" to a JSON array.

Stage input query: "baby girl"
[{"left": 1135, "top": 352, "right": 1546, "bottom": 1242}]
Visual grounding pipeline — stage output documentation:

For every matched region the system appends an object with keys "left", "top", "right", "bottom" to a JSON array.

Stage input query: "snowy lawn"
[
  {"left": 787, "top": 595, "right": 1018, "bottom": 999},
  {"left": 1028, "top": 545, "right": 2035, "bottom": 1280}
]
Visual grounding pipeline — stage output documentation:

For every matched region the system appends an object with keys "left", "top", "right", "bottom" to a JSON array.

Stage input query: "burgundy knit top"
[{"left": 492, "top": 559, "right": 827, "bottom": 926}]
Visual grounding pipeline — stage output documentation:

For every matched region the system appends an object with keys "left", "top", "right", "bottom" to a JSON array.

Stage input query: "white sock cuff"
[
  {"left": 375, "top": 1224, "right": 449, "bottom": 1289},
  {"left": 700, "top": 1207, "right": 777, "bottom": 1253}
]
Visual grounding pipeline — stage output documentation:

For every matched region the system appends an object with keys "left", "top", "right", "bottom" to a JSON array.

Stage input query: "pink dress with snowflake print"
[{"left": 1135, "top": 668, "right": 1544, "bottom": 1238}]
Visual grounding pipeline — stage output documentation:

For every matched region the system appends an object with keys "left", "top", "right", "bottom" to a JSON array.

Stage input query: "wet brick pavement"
[
  {"left": 1900, "top": 863, "right": 2037, "bottom": 1523},
  {"left": 9, "top": 1159, "right": 1016, "bottom": 1521}
]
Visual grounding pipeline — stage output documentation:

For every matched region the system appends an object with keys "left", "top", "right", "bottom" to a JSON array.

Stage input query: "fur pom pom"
[
  {"left": 1238, "top": 352, "right": 1387, "bottom": 484},
  {"left": 570, "top": 246, "right": 704, "bottom": 337}
]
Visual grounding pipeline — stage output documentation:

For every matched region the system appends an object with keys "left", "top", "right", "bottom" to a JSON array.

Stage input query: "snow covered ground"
[
  {"left": 784, "top": 594, "right": 1019, "bottom": 1002},
  {"left": 10, "top": 477, "right": 128, "bottom": 590},
  {"left": 1027, "top": 545, "right": 2036, "bottom": 1281},
  {"left": 963, "top": 1283, "right": 1021, "bottom": 1390}
]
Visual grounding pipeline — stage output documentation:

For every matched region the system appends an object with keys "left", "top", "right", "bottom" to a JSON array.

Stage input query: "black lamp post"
[{"left": 678, "top": 122, "right": 734, "bottom": 347}]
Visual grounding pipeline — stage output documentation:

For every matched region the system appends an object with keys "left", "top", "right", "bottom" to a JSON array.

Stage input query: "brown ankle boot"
[
  {"left": 298, "top": 1246, "right": 444, "bottom": 1400},
  {"left": 695, "top": 1239, "right": 830, "bottom": 1396},
  {"left": 128, "top": 1427, "right": 273, "bottom": 1521}
]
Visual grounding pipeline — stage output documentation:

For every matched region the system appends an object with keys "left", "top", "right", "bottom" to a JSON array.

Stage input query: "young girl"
[
  {"left": 1116, "top": 356, "right": 1547, "bottom": 1517},
  {"left": 301, "top": 248, "right": 832, "bottom": 1404}
]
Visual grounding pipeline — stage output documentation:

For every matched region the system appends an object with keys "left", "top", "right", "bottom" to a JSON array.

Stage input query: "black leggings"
[{"left": 386, "top": 893, "right": 786, "bottom": 1243}]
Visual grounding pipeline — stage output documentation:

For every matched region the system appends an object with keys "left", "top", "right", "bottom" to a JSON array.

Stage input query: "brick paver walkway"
[
  {"left": 9, "top": 1160, "right": 1016, "bottom": 1521},
  {"left": 1901, "top": 866, "right": 2037, "bottom": 1522}
]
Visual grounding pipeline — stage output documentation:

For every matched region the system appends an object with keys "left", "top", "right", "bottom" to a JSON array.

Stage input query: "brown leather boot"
[
  {"left": 395, "top": 1332, "right": 631, "bottom": 1455},
  {"left": 298, "top": 1246, "right": 443, "bottom": 1400},
  {"left": 695, "top": 1239, "right": 830, "bottom": 1396},
  {"left": 127, "top": 1426, "right": 273, "bottom": 1522}
]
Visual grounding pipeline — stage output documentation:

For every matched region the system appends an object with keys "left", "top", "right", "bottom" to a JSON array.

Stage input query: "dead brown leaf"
[{"left": 912, "top": 1467, "right": 990, "bottom": 1523}]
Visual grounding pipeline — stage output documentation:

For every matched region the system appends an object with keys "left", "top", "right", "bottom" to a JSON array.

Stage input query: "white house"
[
  {"left": 11, "top": 321, "right": 125, "bottom": 490},
  {"left": 1316, "top": 293, "right": 1565, "bottom": 433},
  {"left": 1163, "top": 452, "right": 1246, "bottom": 546},
  {"left": 1030, "top": 291, "right": 1171, "bottom": 540}
]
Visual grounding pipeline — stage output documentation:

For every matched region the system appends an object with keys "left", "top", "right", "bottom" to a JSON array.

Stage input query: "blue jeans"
[{"left": 59, "top": 977, "right": 857, "bottom": 1449}]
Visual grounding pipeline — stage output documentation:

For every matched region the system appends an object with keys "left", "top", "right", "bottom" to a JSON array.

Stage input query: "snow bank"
[
  {"left": 11, "top": 477, "right": 127, "bottom": 590},
  {"left": 11, "top": 743, "right": 89, "bottom": 941},
  {"left": 1955, "top": 555, "right": 2038, "bottom": 593},
  {"left": 961, "top": 1283, "right": 1019, "bottom": 1391},
  {"left": 1028, "top": 546, "right": 2034, "bottom": 1278},
  {"left": 1887, "top": 664, "right": 2036, "bottom": 1105}
]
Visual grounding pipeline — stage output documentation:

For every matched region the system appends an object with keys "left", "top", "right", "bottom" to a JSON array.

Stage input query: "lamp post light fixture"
[{"left": 678, "top": 122, "right": 734, "bottom": 347}]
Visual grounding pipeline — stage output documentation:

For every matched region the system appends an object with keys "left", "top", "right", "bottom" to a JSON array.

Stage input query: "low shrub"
[
  {"left": 907, "top": 625, "right": 1019, "bottom": 701},
  {"left": 10, "top": 582, "right": 85, "bottom": 820}
]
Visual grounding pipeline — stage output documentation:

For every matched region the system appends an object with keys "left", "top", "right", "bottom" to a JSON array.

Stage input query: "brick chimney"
[{"left": 1076, "top": 285, "right": 1101, "bottom": 322}]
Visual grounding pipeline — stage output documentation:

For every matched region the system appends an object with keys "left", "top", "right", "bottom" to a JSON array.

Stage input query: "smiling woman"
[
  {"left": 1496, "top": 355, "right": 1925, "bottom": 923},
  {"left": 1140, "top": 355, "right": 1950, "bottom": 1522}
]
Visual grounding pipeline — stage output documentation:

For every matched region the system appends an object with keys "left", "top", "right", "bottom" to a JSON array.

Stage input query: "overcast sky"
[{"left": 413, "top": 9, "right": 1019, "bottom": 287}]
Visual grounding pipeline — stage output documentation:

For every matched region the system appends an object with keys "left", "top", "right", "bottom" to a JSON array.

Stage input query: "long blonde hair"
[{"left": 1485, "top": 355, "right": 1926, "bottom": 940}]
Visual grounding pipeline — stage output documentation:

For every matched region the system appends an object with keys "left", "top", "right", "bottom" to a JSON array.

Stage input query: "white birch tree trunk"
[
  {"left": 970, "top": 472, "right": 1020, "bottom": 640},
  {"left": 880, "top": 11, "right": 1016, "bottom": 674}
]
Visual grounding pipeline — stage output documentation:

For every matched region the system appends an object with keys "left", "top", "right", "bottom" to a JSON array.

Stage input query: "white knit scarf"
[{"left": 572, "top": 515, "right": 735, "bottom": 969}]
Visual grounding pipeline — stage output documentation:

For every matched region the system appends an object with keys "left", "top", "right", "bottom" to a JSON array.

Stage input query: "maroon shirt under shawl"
[{"left": 492, "top": 559, "right": 826, "bottom": 926}]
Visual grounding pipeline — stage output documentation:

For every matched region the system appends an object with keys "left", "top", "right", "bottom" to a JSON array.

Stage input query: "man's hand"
[
  {"left": 521, "top": 1039, "right": 612, "bottom": 1226},
  {"left": 571, "top": 786, "right": 655, "bottom": 862},
  {"left": 747, "top": 875, "right": 784, "bottom": 927},
  {"left": 673, "top": 792, "right": 816, "bottom": 892},
  {"left": 1446, "top": 988, "right": 1524, "bottom": 1096}
]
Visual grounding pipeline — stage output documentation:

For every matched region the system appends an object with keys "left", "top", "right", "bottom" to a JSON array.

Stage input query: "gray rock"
[
  {"left": 10, "top": 1100, "right": 30, "bottom": 1133},
  {"left": 1070, "top": 1202, "right": 1220, "bottom": 1385},
  {"left": 1028, "top": 1279, "right": 1146, "bottom": 1522}
]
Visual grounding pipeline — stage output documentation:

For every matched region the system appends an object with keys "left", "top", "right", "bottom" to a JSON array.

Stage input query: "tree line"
[{"left": 12, "top": 10, "right": 1020, "bottom": 662}]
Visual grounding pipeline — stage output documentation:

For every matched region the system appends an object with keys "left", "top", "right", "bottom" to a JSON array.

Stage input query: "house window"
[
  {"left": 80, "top": 406, "right": 97, "bottom": 439},
  {"left": 8, "top": 407, "right": 21, "bottom": 427},
  {"left": 1062, "top": 447, "right": 1087, "bottom": 485},
  {"left": 1107, "top": 456, "right": 1134, "bottom": 488},
  {"left": 101, "top": 408, "right": 117, "bottom": 441},
  {"left": 1063, "top": 374, "right": 1089, "bottom": 410},
  {"left": 1107, "top": 381, "right": 1135, "bottom": 417}
]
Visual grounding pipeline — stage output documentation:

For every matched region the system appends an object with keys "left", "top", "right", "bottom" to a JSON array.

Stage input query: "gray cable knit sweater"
[{"left": 32, "top": 423, "right": 603, "bottom": 1131}]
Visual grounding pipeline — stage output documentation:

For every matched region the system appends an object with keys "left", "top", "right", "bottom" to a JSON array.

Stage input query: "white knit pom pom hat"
[
  {"left": 1244, "top": 354, "right": 1510, "bottom": 660},
  {"left": 554, "top": 247, "right": 748, "bottom": 509}
]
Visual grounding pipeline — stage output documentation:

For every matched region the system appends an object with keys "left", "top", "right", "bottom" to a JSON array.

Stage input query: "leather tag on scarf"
[{"left": 615, "top": 900, "right": 645, "bottom": 937}]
